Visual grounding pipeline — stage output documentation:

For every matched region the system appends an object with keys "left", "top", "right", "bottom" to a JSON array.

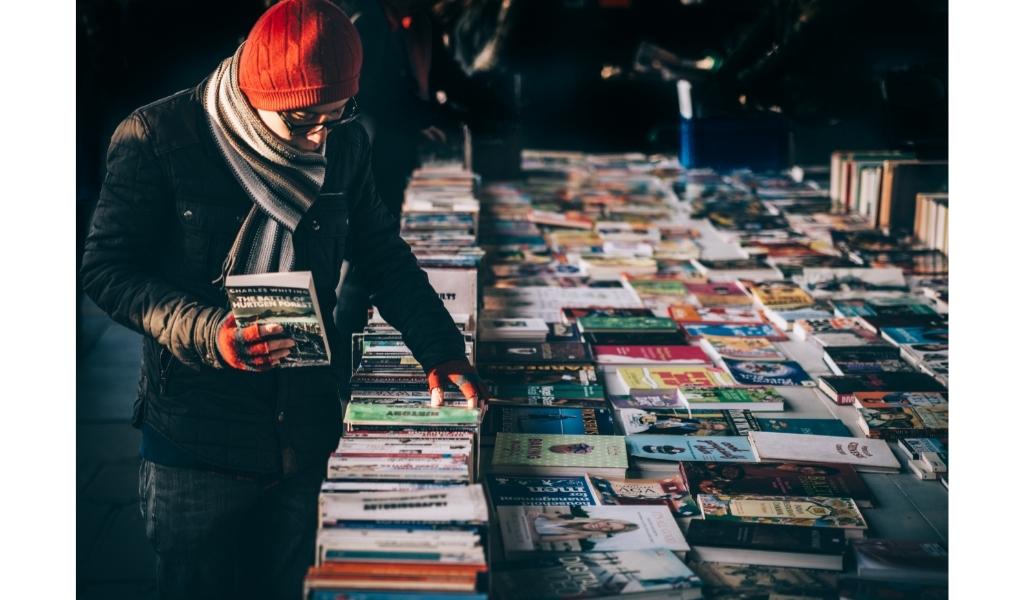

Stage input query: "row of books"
[
  {"left": 302, "top": 165, "right": 491, "bottom": 599},
  {"left": 470, "top": 151, "right": 948, "bottom": 598}
]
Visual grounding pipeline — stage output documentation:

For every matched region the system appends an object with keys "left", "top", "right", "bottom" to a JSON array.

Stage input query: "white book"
[
  {"left": 319, "top": 485, "right": 489, "bottom": 528},
  {"left": 748, "top": 431, "right": 901, "bottom": 473},
  {"left": 497, "top": 504, "right": 689, "bottom": 555}
]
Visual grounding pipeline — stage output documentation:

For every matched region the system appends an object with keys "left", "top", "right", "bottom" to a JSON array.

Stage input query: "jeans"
[{"left": 138, "top": 459, "right": 324, "bottom": 600}]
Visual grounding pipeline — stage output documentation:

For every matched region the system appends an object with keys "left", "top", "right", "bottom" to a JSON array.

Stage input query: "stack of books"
[{"left": 302, "top": 149, "right": 950, "bottom": 599}]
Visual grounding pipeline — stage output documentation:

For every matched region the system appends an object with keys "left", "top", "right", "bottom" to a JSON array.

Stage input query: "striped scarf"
[{"left": 203, "top": 44, "right": 327, "bottom": 279}]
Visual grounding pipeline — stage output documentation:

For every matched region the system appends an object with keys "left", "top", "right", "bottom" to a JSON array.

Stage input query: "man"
[{"left": 79, "top": 1, "right": 485, "bottom": 598}]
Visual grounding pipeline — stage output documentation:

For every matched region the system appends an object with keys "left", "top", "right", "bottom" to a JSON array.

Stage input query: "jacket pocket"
[{"left": 175, "top": 200, "right": 246, "bottom": 283}]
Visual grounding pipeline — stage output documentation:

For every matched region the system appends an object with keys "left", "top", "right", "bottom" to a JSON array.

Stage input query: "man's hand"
[
  {"left": 427, "top": 358, "right": 488, "bottom": 410},
  {"left": 216, "top": 314, "right": 295, "bottom": 371}
]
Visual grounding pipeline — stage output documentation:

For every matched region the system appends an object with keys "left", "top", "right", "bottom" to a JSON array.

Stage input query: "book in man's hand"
[{"left": 225, "top": 271, "right": 330, "bottom": 367}]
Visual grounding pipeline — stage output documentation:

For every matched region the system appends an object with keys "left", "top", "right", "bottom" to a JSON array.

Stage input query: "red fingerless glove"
[
  {"left": 426, "top": 358, "right": 488, "bottom": 408},
  {"left": 215, "top": 314, "right": 290, "bottom": 371}
]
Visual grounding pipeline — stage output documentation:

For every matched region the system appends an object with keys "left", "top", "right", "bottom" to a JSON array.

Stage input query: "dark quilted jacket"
[{"left": 80, "top": 83, "right": 466, "bottom": 475}]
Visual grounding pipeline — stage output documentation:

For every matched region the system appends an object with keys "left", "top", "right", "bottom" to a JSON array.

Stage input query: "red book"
[{"left": 592, "top": 344, "right": 711, "bottom": 365}]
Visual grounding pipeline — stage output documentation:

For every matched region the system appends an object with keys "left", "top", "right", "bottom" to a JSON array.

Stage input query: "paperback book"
[
  {"left": 484, "top": 475, "right": 598, "bottom": 506},
  {"left": 627, "top": 435, "right": 757, "bottom": 466},
  {"left": 678, "top": 386, "right": 786, "bottom": 411},
  {"left": 616, "top": 366, "right": 735, "bottom": 392},
  {"left": 697, "top": 494, "right": 868, "bottom": 535},
  {"left": 748, "top": 431, "right": 901, "bottom": 472},
  {"left": 721, "top": 359, "right": 815, "bottom": 387},
  {"left": 616, "top": 408, "right": 739, "bottom": 436},
  {"left": 686, "top": 520, "right": 847, "bottom": 571},
  {"left": 225, "top": 271, "right": 330, "bottom": 366},
  {"left": 491, "top": 433, "right": 628, "bottom": 478},
  {"left": 481, "top": 406, "right": 615, "bottom": 437},
  {"left": 497, "top": 504, "right": 688, "bottom": 554},
  {"left": 681, "top": 461, "right": 874, "bottom": 507},
  {"left": 587, "top": 472, "right": 699, "bottom": 517}
]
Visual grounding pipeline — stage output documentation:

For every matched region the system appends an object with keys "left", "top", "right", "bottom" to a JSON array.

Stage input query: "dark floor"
[{"left": 78, "top": 297, "right": 157, "bottom": 600}]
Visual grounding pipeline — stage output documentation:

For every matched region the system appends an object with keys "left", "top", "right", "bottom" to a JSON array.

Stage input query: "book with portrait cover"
[
  {"left": 497, "top": 504, "right": 688, "bottom": 554},
  {"left": 681, "top": 461, "right": 874, "bottom": 507},
  {"left": 587, "top": 472, "right": 700, "bottom": 517},
  {"left": 615, "top": 408, "right": 740, "bottom": 436},
  {"left": 492, "top": 550, "right": 703, "bottom": 600},
  {"left": 484, "top": 474, "right": 598, "bottom": 506},
  {"left": 491, "top": 433, "right": 628, "bottom": 478},
  {"left": 697, "top": 494, "right": 868, "bottom": 536},
  {"left": 721, "top": 359, "right": 815, "bottom": 387},
  {"left": 225, "top": 271, "right": 330, "bottom": 367}
]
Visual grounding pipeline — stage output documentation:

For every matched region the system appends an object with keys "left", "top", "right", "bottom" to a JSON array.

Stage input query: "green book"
[
  {"left": 343, "top": 404, "right": 481, "bottom": 426},
  {"left": 576, "top": 316, "right": 678, "bottom": 333},
  {"left": 678, "top": 386, "right": 786, "bottom": 411},
  {"left": 491, "top": 433, "right": 628, "bottom": 478}
]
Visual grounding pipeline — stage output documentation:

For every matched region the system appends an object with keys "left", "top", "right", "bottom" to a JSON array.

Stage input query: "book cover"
[
  {"left": 686, "top": 520, "right": 847, "bottom": 555},
  {"left": 576, "top": 316, "right": 678, "bottom": 333},
  {"left": 497, "top": 505, "right": 688, "bottom": 554},
  {"left": 583, "top": 331, "right": 688, "bottom": 346},
  {"left": 697, "top": 494, "right": 868, "bottom": 530},
  {"left": 819, "top": 372, "right": 946, "bottom": 405},
  {"left": 852, "top": 540, "right": 948, "bottom": 582},
  {"left": 559, "top": 306, "right": 654, "bottom": 324},
  {"left": 319, "top": 485, "right": 489, "bottom": 527},
  {"left": 749, "top": 281, "right": 815, "bottom": 309},
  {"left": 853, "top": 391, "right": 948, "bottom": 409},
  {"left": 616, "top": 366, "right": 735, "bottom": 392},
  {"left": 484, "top": 475, "right": 598, "bottom": 506},
  {"left": 684, "top": 282, "right": 753, "bottom": 306},
  {"left": 484, "top": 364, "right": 599, "bottom": 386},
  {"left": 669, "top": 304, "right": 764, "bottom": 324},
  {"left": 682, "top": 461, "right": 874, "bottom": 506},
  {"left": 880, "top": 326, "right": 949, "bottom": 345},
  {"left": 700, "top": 335, "right": 788, "bottom": 361},
  {"left": 478, "top": 342, "right": 592, "bottom": 364},
  {"left": 689, "top": 560, "right": 837, "bottom": 597},
  {"left": 492, "top": 433, "right": 628, "bottom": 471},
  {"left": 722, "top": 359, "right": 815, "bottom": 387},
  {"left": 587, "top": 472, "right": 700, "bottom": 517},
  {"left": 491, "top": 384, "right": 606, "bottom": 402},
  {"left": 482, "top": 406, "right": 615, "bottom": 436},
  {"left": 748, "top": 432, "right": 901, "bottom": 472},
  {"left": 898, "top": 438, "right": 948, "bottom": 462},
  {"left": 225, "top": 271, "right": 330, "bottom": 367},
  {"left": 343, "top": 404, "right": 481, "bottom": 427},
  {"left": 824, "top": 345, "right": 909, "bottom": 375},
  {"left": 683, "top": 323, "right": 788, "bottom": 341},
  {"left": 616, "top": 408, "right": 739, "bottom": 436},
  {"left": 592, "top": 344, "right": 710, "bottom": 365},
  {"left": 678, "top": 386, "right": 787, "bottom": 411},
  {"left": 627, "top": 435, "right": 757, "bottom": 463},
  {"left": 492, "top": 550, "right": 702, "bottom": 599},
  {"left": 753, "top": 417, "right": 852, "bottom": 437}
]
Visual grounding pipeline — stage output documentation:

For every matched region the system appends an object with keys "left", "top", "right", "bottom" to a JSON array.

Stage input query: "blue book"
[
  {"left": 722, "top": 359, "right": 815, "bottom": 387},
  {"left": 754, "top": 417, "right": 852, "bottom": 437},
  {"left": 627, "top": 435, "right": 756, "bottom": 464},
  {"left": 482, "top": 406, "right": 615, "bottom": 436},
  {"left": 485, "top": 474, "right": 598, "bottom": 506},
  {"left": 880, "top": 326, "right": 949, "bottom": 345},
  {"left": 683, "top": 323, "right": 786, "bottom": 340}
]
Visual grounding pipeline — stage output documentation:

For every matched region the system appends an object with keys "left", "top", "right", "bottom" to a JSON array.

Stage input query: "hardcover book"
[
  {"left": 583, "top": 331, "right": 689, "bottom": 346},
  {"left": 497, "top": 504, "right": 688, "bottom": 554},
  {"left": 491, "top": 433, "right": 628, "bottom": 478},
  {"left": 576, "top": 315, "right": 678, "bottom": 333},
  {"left": 721, "top": 359, "right": 815, "bottom": 387},
  {"left": 681, "top": 461, "right": 874, "bottom": 507},
  {"left": 225, "top": 271, "right": 330, "bottom": 367},
  {"left": 492, "top": 550, "right": 703, "bottom": 599},
  {"left": 752, "top": 417, "right": 852, "bottom": 437},
  {"left": 697, "top": 494, "right": 868, "bottom": 533},
  {"left": 484, "top": 474, "right": 598, "bottom": 506},
  {"left": 478, "top": 342, "right": 592, "bottom": 364}
]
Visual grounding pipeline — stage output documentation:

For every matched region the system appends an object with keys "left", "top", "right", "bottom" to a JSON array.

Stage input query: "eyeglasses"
[{"left": 278, "top": 97, "right": 360, "bottom": 135}]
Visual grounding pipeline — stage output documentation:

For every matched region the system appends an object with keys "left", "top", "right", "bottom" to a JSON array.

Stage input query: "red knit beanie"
[{"left": 239, "top": 0, "right": 363, "bottom": 111}]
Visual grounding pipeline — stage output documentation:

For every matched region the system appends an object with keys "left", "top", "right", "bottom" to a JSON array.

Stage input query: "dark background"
[{"left": 75, "top": 2, "right": 947, "bottom": 597}]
